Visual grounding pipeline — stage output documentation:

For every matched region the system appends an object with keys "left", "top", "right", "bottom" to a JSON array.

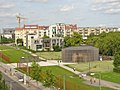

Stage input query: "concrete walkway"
[
  {"left": 7, "top": 59, "right": 120, "bottom": 90},
  {"left": 0, "top": 62, "right": 50, "bottom": 90},
  {"left": 59, "top": 64, "right": 120, "bottom": 90},
  {"left": 5, "top": 45, "right": 120, "bottom": 90}
]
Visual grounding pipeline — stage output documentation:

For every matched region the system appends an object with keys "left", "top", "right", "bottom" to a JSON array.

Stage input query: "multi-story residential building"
[
  {"left": 15, "top": 24, "right": 49, "bottom": 46},
  {"left": 49, "top": 23, "right": 65, "bottom": 38},
  {"left": 65, "top": 24, "right": 77, "bottom": 37},
  {"left": 27, "top": 35, "right": 64, "bottom": 51},
  {"left": 15, "top": 24, "right": 64, "bottom": 51},
  {"left": 77, "top": 27, "right": 119, "bottom": 38},
  {"left": 2, "top": 28, "right": 15, "bottom": 39},
  {"left": 49, "top": 23, "right": 77, "bottom": 38}
]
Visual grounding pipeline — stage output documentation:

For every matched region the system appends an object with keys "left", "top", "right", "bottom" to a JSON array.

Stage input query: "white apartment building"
[
  {"left": 2, "top": 28, "right": 15, "bottom": 39},
  {"left": 15, "top": 24, "right": 49, "bottom": 46},
  {"left": 27, "top": 36, "right": 64, "bottom": 51},
  {"left": 49, "top": 23, "right": 65, "bottom": 38},
  {"left": 48, "top": 23, "right": 77, "bottom": 38}
]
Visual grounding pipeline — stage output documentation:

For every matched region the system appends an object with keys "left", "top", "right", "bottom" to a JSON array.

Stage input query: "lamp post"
[
  {"left": 92, "top": 72, "right": 101, "bottom": 90},
  {"left": 98, "top": 72, "right": 101, "bottom": 90},
  {"left": 88, "top": 61, "right": 90, "bottom": 74},
  {"left": 63, "top": 75, "right": 66, "bottom": 90}
]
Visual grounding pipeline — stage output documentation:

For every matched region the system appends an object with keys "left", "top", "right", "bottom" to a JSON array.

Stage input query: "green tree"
[
  {"left": 43, "top": 70, "right": 56, "bottom": 89},
  {"left": 64, "top": 32, "right": 83, "bottom": 47},
  {"left": 0, "top": 36, "right": 14, "bottom": 44},
  {"left": 53, "top": 45, "right": 61, "bottom": 52},
  {"left": 113, "top": 51, "right": 120, "bottom": 67},
  {"left": 42, "top": 36, "right": 49, "bottom": 39},
  {"left": 113, "top": 51, "right": 120, "bottom": 73},
  {"left": 87, "top": 32, "right": 120, "bottom": 56},
  {"left": 30, "top": 62, "right": 42, "bottom": 83}
]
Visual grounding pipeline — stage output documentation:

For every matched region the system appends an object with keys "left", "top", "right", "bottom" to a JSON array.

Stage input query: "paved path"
[
  {"left": 4, "top": 45, "right": 120, "bottom": 90},
  {"left": 7, "top": 59, "right": 120, "bottom": 90},
  {"left": 59, "top": 64, "right": 120, "bottom": 90},
  {"left": 0, "top": 62, "right": 50, "bottom": 90}
]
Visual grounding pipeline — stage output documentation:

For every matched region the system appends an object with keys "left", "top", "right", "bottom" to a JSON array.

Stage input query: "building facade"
[
  {"left": 77, "top": 27, "right": 119, "bottom": 39},
  {"left": 15, "top": 24, "right": 49, "bottom": 46},
  {"left": 2, "top": 28, "right": 15, "bottom": 39},
  {"left": 27, "top": 36, "right": 64, "bottom": 51}
]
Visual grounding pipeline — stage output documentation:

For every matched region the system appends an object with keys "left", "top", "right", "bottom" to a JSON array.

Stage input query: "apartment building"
[
  {"left": 27, "top": 36, "right": 64, "bottom": 51},
  {"left": 2, "top": 28, "right": 15, "bottom": 39},
  {"left": 77, "top": 27, "right": 119, "bottom": 38},
  {"left": 15, "top": 24, "right": 64, "bottom": 51},
  {"left": 49, "top": 23, "right": 77, "bottom": 38},
  {"left": 15, "top": 24, "right": 49, "bottom": 46},
  {"left": 65, "top": 24, "right": 77, "bottom": 37},
  {"left": 49, "top": 23, "right": 65, "bottom": 38}
]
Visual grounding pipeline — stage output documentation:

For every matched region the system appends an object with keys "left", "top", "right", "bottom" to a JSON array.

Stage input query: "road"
[{"left": 2, "top": 73, "right": 27, "bottom": 90}]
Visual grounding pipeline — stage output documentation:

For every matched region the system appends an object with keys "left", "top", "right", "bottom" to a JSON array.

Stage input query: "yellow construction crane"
[{"left": 16, "top": 13, "right": 26, "bottom": 28}]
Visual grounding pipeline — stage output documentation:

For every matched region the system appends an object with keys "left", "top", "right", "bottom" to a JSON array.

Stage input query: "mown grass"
[
  {"left": 36, "top": 52, "right": 62, "bottom": 60},
  {"left": 42, "top": 66, "right": 112, "bottom": 90},
  {"left": 0, "top": 45, "right": 31, "bottom": 63},
  {"left": 66, "top": 60, "right": 120, "bottom": 84},
  {"left": 20, "top": 66, "right": 112, "bottom": 90},
  {"left": 95, "top": 72, "right": 120, "bottom": 84},
  {"left": 66, "top": 61, "right": 114, "bottom": 72}
]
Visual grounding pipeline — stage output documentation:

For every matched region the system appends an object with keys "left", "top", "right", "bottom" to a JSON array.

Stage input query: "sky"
[{"left": 0, "top": 0, "right": 120, "bottom": 30}]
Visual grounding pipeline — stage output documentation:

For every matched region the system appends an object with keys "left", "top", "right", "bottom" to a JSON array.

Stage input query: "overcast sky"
[{"left": 0, "top": 0, "right": 120, "bottom": 29}]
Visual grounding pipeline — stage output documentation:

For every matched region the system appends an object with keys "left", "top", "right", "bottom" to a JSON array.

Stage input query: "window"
[
  {"left": 31, "top": 36, "right": 34, "bottom": 39},
  {"left": 36, "top": 45, "right": 42, "bottom": 49}
]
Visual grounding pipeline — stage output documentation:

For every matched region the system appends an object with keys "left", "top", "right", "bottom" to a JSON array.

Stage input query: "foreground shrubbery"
[{"left": 113, "top": 66, "right": 120, "bottom": 73}]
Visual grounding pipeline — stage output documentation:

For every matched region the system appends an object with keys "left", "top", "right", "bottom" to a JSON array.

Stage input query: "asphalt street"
[{"left": 2, "top": 73, "right": 27, "bottom": 90}]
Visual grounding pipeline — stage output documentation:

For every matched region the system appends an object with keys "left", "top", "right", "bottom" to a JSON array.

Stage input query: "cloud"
[
  {"left": 0, "top": 1, "right": 15, "bottom": 9},
  {"left": 26, "top": 0, "right": 49, "bottom": 3},
  {"left": 0, "top": 12, "right": 17, "bottom": 17},
  {"left": 93, "top": 0, "right": 119, "bottom": 4},
  {"left": 92, "top": 0, "right": 120, "bottom": 14},
  {"left": 60, "top": 5, "right": 74, "bottom": 12}
]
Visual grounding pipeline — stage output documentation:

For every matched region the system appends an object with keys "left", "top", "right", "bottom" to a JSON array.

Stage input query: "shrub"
[{"left": 113, "top": 66, "right": 120, "bottom": 73}]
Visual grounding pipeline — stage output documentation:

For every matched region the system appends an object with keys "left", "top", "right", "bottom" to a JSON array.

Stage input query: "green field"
[
  {"left": 0, "top": 45, "right": 31, "bottom": 63},
  {"left": 66, "top": 61, "right": 114, "bottom": 72},
  {"left": 95, "top": 72, "right": 120, "bottom": 84},
  {"left": 66, "top": 60, "right": 120, "bottom": 84},
  {"left": 41, "top": 66, "right": 112, "bottom": 90},
  {"left": 20, "top": 66, "right": 112, "bottom": 90},
  {"left": 36, "top": 52, "right": 62, "bottom": 60}
]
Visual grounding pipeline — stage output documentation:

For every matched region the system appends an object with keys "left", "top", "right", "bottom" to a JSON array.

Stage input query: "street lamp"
[
  {"left": 63, "top": 75, "right": 66, "bottom": 90},
  {"left": 91, "top": 72, "right": 101, "bottom": 90},
  {"left": 98, "top": 72, "right": 101, "bottom": 90}
]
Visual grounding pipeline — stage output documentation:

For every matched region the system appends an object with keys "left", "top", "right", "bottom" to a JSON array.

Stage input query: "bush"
[
  {"left": 53, "top": 45, "right": 61, "bottom": 52},
  {"left": 113, "top": 66, "right": 120, "bottom": 73}
]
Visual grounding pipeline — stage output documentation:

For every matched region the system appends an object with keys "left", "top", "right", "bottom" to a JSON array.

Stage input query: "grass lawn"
[
  {"left": 66, "top": 60, "right": 114, "bottom": 72},
  {"left": 20, "top": 66, "right": 112, "bottom": 90},
  {"left": 36, "top": 52, "right": 61, "bottom": 60},
  {"left": 0, "top": 45, "right": 31, "bottom": 63},
  {"left": 66, "top": 60, "right": 120, "bottom": 84},
  {"left": 42, "top": 66, "right": 112, "bottom": 90},
  {"left": 95, "top": 72, "right": 120, "bottom": 84}
]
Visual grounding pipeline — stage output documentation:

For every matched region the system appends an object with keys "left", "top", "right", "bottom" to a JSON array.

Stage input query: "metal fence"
[{"left": 62, "top": 46, "right": 99, "bottom": 62}]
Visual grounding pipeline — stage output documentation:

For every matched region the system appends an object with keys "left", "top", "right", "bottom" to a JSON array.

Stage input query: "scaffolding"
[{"left": 62, "top": 46, "right": 99, "bottom": 62}]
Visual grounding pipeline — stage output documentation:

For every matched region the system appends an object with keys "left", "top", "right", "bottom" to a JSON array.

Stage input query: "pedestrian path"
[
  {"left": 59, "top": 64, "right": 120, "bottom": 90},
  {"left": 0, "top": 62, "right": 50, "bottom": 90}
]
